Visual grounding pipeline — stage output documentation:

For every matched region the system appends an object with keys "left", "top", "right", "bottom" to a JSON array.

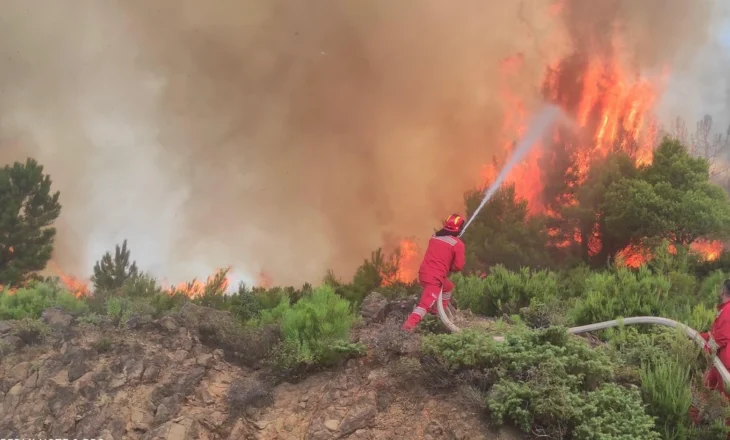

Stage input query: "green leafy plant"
[
  {"left": 0, "top": 282, "right": 87, "bottom": 319},
  {"left": 274, "top": 285, "right": 360, "bottom": 372}
]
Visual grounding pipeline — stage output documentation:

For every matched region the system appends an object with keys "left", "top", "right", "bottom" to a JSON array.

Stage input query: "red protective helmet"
[{"left": 443, "top": 214, "right": 465, "bottom": 232}]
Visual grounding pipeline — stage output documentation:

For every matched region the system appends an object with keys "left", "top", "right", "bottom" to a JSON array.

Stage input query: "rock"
[
  {"left": 159, "top": 315, "right": 179, "bottom": 333},
  {"left": 361, "top": 292, "right": 389, "bottom": 323},
  {"left": 324, "top": 419, "right": 340, "bottom": 431},
  {"left": 41, "top": 307, "right": 73, "bottom": 328},
  {"left": 181, "top": 338, "right": 194, "bottom": 351},
  {"left": 130, "top": 408, "right": 154, "bottom": 431},
  {"left": 171, "top": 350, "right": 188, "bottom": 362},
  {"left": 10, "top": 361, "right": 31, "bottom": 382},
  {"left": 1, "top": 335, "right": 23, "bottom": 350},
  {"left": 196, "top": 386, "right": 215, "bottom": 405},
  {"left": 155, "top": 402, "right": 175, "bottom": 424},
  {"left": 48, "top": 386, "right": 75, "bottom": 417},
  {"left": 142, "top": 365, "right": 160, "bottom": 382},
  {"left": 254, "top": 419, "right": 269, "bottom": 430},
  {"left": 124, "top": 359, "right": 145, "bottom": 381},
  {"left": 338, "top": 394, "right": 378, "bottom": 435},
  {"left": 24, "top": 371, "right": 39, "bottom": 389},
  {"left": 200, "top": 411, "right": 227, "bottom": 430},
  {"left": 126, "top": 314, "right": 153, "bottom": 330},
  {"left": 108, "top": 376, "right": 127, "bottom": 389},
  {"left": 68, "top": 360, "right": 87, "bottom": 382},
  {"left": 196, "top": 354, "right": 213, "bottom": 367},
  {"left": 228, "top": 419, "right": 248, "bottom": 439},
  {"left": 8, "top": 382, "right": 23, "bottom": 395},
  {"left": 0, "top": 321, "right": 12, "bottom": 334},
  {"left": 166, "top": 422, "right": 187, "bottom": 440}
]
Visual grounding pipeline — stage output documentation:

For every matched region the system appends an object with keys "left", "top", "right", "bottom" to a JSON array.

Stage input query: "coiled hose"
[{"left": 435, "top": 290, "right": 730, "bottom": 388}]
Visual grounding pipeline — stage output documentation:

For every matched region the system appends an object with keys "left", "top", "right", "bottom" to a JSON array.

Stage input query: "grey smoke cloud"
[{"left": 0, "top": 0, "right": 725, "bottom": 286}]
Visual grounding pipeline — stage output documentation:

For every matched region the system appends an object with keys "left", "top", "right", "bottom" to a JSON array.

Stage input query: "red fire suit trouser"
[
  {"left": 402, "top": 277, "right": 454, "bottom": 331},
  {"left": 689, "top": 362, "right": 730, "bottom": 430}
]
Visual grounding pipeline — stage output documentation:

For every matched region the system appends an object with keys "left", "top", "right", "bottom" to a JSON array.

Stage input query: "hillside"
[{"left": 0, "top": 295, "right": 522, "bottom": 440}]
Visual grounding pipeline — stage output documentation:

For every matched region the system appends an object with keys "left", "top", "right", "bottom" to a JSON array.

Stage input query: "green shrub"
[
  {"left": 641, "top": 357, "right": 693, "bottom": 440},
  {"left": 573, "top": 383, "right": 661, "bottom": 440},
  {"left": 422, "top": 328, "right": 661, "bottom": 437},
  {"left": 451, "top": 272, "right": 488, "bottom": 314},
  {"left": 105, "top": 296, "right": 156, "bottom": 326},
  {"left": 274, "top": 285, "right": 362, "bottom": 372},
  {"left": 91, "top": 336, "right": 114, "bottom": 353},
  {"left": 0, "top": 282, "right": 88, "bottom": 319},
  {"left": 569, "top": 266, "right": 677, "bottom": 326},
  {"left": 698, "top": 270, "right": 727, "bottom": 305},
  {"left": 119, "top": 272, "right": 163, "bottom": 298},
  {"left": 453, "top": 266, "right": 559, "bottom": 317},
  {"left": 12, "top": 318, "right": 50, "bottom": 345}
]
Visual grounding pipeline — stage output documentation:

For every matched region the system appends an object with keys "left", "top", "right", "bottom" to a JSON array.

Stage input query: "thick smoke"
[{"left": 0, "top": 0, "right": 725, "bottom": 286}]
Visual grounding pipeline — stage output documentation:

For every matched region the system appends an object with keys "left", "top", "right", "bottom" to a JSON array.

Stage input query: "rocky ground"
[{"left": 0, "top": 294, "right": 523, "bottom": 440}]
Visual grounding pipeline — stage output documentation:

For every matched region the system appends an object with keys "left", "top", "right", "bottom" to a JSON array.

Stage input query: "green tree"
[
  {"left": 461, "top": 184, "right": 551, "bottom": 272},
  {"left": 563, "top": 152, "right": 640, "bottom": 265},
  {"left": 603, "top": 138, "right": 730, "bottom": 247},
  {"left": 91, "top": 239, "right": 139, "bottom": 292},
  {"left": 0, "top": 158, "right": 61, "bottom": 287}
]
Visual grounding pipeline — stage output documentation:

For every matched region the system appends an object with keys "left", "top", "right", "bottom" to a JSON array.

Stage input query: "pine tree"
[
  {"left": 0, "top": 158, "right": 62, "bottom": 286},
  {"left": 91, "top": 239, "right": 139, "bottom": 292}
]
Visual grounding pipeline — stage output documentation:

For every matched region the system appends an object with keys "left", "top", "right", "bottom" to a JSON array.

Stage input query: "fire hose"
[{"left": 435, "top": 290, "right": 730, "bottom": 389}]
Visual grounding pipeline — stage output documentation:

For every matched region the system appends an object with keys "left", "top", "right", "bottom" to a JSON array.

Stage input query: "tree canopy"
[
  {"left": 91, "top": 239, "right": 140, "bottom": 292},
  {"left": 461, "top": 138, "right": 730, "bottom": 272},
  {"left": 461, "top": 184, "right": 552, "bottom": 272},
  {"left": 0, "top": 158, "right": 61, "bottom": 287},
  {"left": 603, "top": 139, "right": 730, "bottom": 247}
]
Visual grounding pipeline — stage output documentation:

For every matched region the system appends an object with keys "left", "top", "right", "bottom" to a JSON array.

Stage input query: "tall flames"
[{"left": 477, "top": 46, "right": 723, "bottom": 267}]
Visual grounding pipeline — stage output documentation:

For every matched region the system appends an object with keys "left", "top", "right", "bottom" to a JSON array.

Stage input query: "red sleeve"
[
  {"left": 713, "top": 312, "right": 730, "bottom": 350},
  {"left": 701, "top": 332, "right": 710, "bottom": 342},
  {"left": 450, "top": 240, "right": 465, "bottom": 273}
]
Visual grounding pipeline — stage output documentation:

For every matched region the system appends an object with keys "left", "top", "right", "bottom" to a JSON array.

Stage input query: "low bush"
[
  {"left": 12, "top": 318, "right": 50, "bottom": 345},
  {"left": 227, "top": 377, "right": 274, "bottom": 415},
  {"left": 105, "top": 296, "right": 156, "bottom": 326},
  {"left": 0, "top": 282, "right": 87, "bottom": 319},
  {"left": 421, "top": 328, "right": 667, "bottom": 438},
  {"left": 452, "top": 265, "right": 560, "bottom": 317},
  {"left": 641, "top": 357, "right": 693, "bottom": 440},
  {"left": 568, "top": 266, "right": 680, "bottom": 326},
  {"left": 270, "top": 285, "right": 364, "bottom": 373}
]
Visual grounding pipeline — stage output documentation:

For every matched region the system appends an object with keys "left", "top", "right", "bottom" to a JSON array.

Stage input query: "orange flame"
[
  {"left": 690, "top": 240, "right": 724, "bottom": 262},
  {"left": 256, "top": 271, "right": 272, "bottom": 289},
  {"left": 165, "top": 267, "right": 231, "bottom": 298},
  {"left": 618, "top": 239, "right": 724, "bottom": 268},
  {"left": 395, "top": 238, "right": 419, "bottom": 283},
  {"left": 47, "top": 261, "right": 90, "bottom": 298},
  {"left": 59, "top": 273, "right": 90, "bottom": 298}
]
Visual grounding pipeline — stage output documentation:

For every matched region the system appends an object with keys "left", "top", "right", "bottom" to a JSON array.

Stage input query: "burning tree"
[
  {"left": 469, "top": 14, "right": 730, "bottom": 271},
  {"left": 0, "top": 158, "right": 61, "bottom": 287}
]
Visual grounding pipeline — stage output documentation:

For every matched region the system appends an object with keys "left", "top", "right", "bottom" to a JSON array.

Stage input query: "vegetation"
[
  {"left": 3, "top": 137, "right": 730, "bottom": 438},
  {"left": 0, "top": 158, "right": 61, "bottom": 287},
  {"left": 91, "top": 239, "right": 139, "bottom": 292}
]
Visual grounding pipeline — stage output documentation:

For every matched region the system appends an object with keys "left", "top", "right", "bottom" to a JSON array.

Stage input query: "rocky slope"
[{"left": 0, "top": 294, "right": 522, "bottom": 440}]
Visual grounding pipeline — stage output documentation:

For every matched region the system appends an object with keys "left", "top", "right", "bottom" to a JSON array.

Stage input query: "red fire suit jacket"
[
  {"left": 417, "top": 234, "right": 466, "bottom": 284},
  {"left": 701, "top": 300, "right": 730, "bottom": 396}
]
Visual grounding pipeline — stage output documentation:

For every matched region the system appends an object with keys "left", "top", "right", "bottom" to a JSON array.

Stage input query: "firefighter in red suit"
[
  {"left": 402, "top": 214, "right": 466, "bottom": 332},
  {"left": 700, "top": 279, "right": 730, "bottom": 398}
]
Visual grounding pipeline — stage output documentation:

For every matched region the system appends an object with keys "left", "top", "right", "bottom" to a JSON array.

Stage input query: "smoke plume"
[{"left": 0, "top": 0, "right": 726, "bottom": 286}]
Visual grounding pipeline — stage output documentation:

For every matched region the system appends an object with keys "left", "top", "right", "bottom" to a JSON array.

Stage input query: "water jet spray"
[{"left": 459, "top": 104, "right": 572, "bottom": 237}]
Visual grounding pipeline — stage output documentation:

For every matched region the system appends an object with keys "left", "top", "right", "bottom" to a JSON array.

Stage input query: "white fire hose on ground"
[{"left": 435, "top": 290, "right": 730, "bottom": 390}]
